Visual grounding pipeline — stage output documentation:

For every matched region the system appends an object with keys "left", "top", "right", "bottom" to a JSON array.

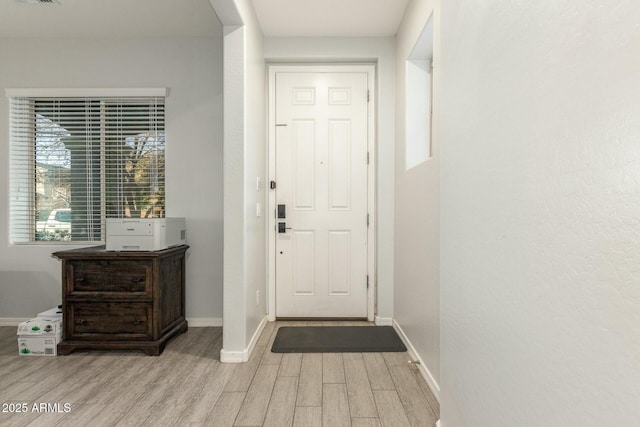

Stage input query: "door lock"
[
  {"left": 277, "top": 204, "right": 286, "bottom": 218},
  {"left": 278, "top": 222, "right": 292, "bottom": 233}
]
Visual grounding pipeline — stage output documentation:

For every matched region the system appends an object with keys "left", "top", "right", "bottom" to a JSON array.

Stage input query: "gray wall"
[
  {"left": 394, "top": 0, "right": 440, "bottom": 392},
  {"left": 439, "top": 0, "right": 640, "bottom": 425},
  {"left": 0, "top": 36, "right": 223, "bottom": 321}
]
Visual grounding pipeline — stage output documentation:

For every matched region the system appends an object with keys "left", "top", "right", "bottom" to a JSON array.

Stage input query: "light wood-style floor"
[{"left": 0, "top": 321, "right": 439, "bottom": 426}]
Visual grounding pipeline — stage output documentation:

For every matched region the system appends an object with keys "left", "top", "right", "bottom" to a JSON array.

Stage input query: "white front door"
[{"left": 274, "top": 70, "right": 369, "bottom": 318}]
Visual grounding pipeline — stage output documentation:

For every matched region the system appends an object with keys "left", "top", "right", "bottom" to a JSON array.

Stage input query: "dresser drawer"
[
  {"left": 66, "top": 260, "right": 152, "bottom": 296},
  {"left": 67, "top": 303, "right": 152, "bottom": 340}
]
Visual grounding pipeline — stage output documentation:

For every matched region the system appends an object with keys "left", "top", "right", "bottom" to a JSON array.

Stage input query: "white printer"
[{"left": 106, "top": 218, "right": 186, "bottom": 251}]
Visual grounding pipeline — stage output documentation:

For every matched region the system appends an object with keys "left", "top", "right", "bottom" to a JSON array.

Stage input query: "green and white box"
[
  {"left": 17, "top": 318, "right": 62, "bottom": 356},
  {"left": 37, "top": 307, "right": 63, "bottom": 321}
]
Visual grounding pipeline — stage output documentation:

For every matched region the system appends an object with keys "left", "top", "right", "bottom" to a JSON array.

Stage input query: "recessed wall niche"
[{"left": 405, "top": 13, "right": 434, "bottom": 170}]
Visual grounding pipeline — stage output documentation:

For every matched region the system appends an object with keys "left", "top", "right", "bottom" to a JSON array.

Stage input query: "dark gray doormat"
[{"left": 271, "top": 326, "right": 407, "bottom": 353}]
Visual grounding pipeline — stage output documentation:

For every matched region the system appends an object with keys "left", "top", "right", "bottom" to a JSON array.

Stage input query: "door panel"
[
  {"left": 292, "top": 230, "right": 315, "bottom": 295},
  {"left": 275, "top": 71, "right": 369, "bottom": 318},
  {"left": 293, "top": 120, "right": 316, "bottom": 209},
  {"left": 329, "top": 119, "right": 352, "bottom": 210},
  {"left": 328, "top": 230, "right": 351, "bottom": 295}
]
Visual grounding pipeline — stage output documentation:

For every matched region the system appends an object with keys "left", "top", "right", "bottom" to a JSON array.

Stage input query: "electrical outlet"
[{"left": 256, "top": 289, "right": 260, "bottom": 305}]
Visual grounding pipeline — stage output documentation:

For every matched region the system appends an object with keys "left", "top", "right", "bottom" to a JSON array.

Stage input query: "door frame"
[{"left": 267, "top": 64, "right": 376, "bottom": 321}]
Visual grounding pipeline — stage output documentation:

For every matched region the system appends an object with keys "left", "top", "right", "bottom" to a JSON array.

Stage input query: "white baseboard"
[
  {"left": 219, "top": 348, "right": 245, "bottom": 363},
  {"left": 1, "top": 317, "right": 223, "bottom": 327},
  {"left": 0, "top": 318, "right": 30, "bottom": 326},
  {"left": 374, "top": 316, "right": 393, "bottom": 326},
  {"left": 220, "top": 315, "right": 268, "bottom": 363},
  {"left": 186, "top": 317, "right": 223, "bottom": 327},
  {"left": 246, "top": 315, "right": 268, "bottom": 360},
  {"left": 392, "top": 319, "right": 440, "bottom": 402},
  {"left": 2, "top": 317, "right": 224, "bottom": 327}
]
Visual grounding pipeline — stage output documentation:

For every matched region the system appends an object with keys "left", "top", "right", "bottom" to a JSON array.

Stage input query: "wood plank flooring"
[{"left": 0, "top": 321, "right": 439, "bottom": 426}]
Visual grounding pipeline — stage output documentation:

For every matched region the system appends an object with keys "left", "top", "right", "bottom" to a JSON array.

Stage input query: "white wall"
[
  {"left": 219, "top": 0, "right": 267, "bottom": 360},
  {"left": 239, "top": 0, "right": 267, "bottom": 350},
  {"left": 439, "top": 0, "right": 640, "bottom": 425},
  {"left": 0, "top": 35, "right": 224, "bottom": 322},
  {"left": 394, "top": 0, "right": 440, "bottom": 393},
  {"left": 221, "top": 24, "right": 248, "bottom": 357},
  {"left": 263, "top": 37, "right": 396, "bottom": 322}
]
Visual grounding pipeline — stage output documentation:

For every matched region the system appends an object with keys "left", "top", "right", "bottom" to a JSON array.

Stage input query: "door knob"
[{"left": 278, "top": 222, "right": 292, "bottom": 233}]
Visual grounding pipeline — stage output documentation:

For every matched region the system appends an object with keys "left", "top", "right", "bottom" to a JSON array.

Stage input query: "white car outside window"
[{"left": 43, "top": 208, "right": 71, "bottom": 233}]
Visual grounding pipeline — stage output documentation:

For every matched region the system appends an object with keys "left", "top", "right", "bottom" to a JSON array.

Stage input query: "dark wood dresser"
[{"left": 52, "top": 245, "right": 189, "bottom": 356}]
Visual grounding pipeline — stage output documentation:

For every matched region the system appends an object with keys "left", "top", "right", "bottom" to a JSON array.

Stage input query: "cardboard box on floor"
[
  {"left": 37, "top": 307, "right": 63, "bottom": 321},
  {"left": 17, "top": 318, "right": 62, "bottom": 356}
]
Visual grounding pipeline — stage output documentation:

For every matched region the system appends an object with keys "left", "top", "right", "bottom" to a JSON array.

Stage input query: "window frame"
[{"left": 6, "top": 88, "right": 167, "bottom": 245}]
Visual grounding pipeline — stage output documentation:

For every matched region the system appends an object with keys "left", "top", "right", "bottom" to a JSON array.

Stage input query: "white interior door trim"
[{"left": 267, "top": 64, "right": 376, "bottom": 321}]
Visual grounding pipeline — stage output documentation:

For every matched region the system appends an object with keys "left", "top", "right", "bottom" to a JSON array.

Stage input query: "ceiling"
[
  {"left": 251, "top": 0, "right": 410, "bottom": 37},
  {"left": 0, "top": 0, "right": 410, "bottom": 39},
  {"left": 0, "top": 0, "right": 221, "bottom": 38}
]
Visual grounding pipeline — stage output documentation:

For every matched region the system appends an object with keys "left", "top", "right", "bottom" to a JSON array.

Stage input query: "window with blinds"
[{"left": 8, "top": 94, "right": 165, "bottom": 243}]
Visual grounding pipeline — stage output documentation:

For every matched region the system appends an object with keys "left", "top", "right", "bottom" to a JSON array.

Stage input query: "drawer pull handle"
[
  {"left": 76, "top": 277, "right": 86, "bottom": 283},
  {"left": 75, "top": 319, "right": 85, "bottom": 325},
  {"left": 132, "top": 320, "right": 143, "bottom": 325},
  {"left": 131, "top": 277, "right": 142, "bottom": 283}
]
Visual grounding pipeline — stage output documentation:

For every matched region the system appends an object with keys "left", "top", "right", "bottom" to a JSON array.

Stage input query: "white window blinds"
[{"left": 9, "top": 94, "right": 165, "bottom": 243}]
